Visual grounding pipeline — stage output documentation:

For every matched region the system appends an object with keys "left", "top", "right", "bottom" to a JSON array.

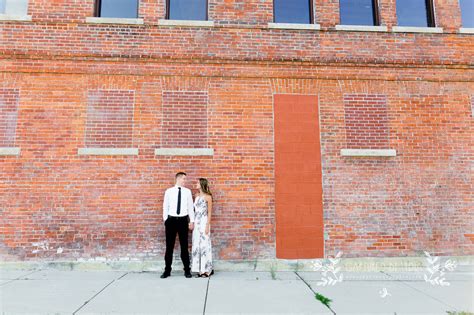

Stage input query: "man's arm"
[
  {"left": 187, "top": 190, "right": 195, "bottom": 223},
  {"left": 163, "top": 189, "right": 169, "bottom": 222}
]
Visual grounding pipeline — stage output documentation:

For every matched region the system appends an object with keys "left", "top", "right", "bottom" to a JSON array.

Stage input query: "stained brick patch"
[
  {"left": 161, "top": 91, "right": 208, "bottom": 148},
  {"left": 344, "top": 94, "right": 389, "bottom": 149},
  {"left": 0, "top": 89, "right": 20, "bottom": 147},
  {"left": 85, "top": 90, "right": 135, "bottom": 148}
]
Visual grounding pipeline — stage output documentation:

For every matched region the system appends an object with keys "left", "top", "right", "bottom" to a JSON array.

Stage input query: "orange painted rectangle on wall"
[{"left": 274, "top": 94, "right": 324, "bottom": 259}]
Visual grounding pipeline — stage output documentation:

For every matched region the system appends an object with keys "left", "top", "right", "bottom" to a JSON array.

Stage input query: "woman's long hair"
[{"left": 199, "top": 178, "right": 212, "bottom": 198}]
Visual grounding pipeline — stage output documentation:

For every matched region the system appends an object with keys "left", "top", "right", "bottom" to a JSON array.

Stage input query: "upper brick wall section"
[
  {"left": 15, "top": 0, "right": 463, "bottom": 28},
  {"left": 210, "top": 0, "right": 272, "bottom": 26},
  {"left": 0, "top": 0, "right": 472, "bottom": 66},
  {"left": 28, "top": 0, "right": 96, "bottom": 23},
  {"left": 1, "top": 25, "right": 473, "bottom": 67}
]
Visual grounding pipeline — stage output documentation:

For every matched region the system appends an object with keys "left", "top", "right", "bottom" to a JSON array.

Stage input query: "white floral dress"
[{"left": 191, "top": 195, "right": 213, "bottom": 274}]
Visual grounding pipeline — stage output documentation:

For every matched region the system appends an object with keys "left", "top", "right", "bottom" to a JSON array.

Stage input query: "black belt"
[{"left": 168, "top": 215, "right": 188, "bottom": 219}]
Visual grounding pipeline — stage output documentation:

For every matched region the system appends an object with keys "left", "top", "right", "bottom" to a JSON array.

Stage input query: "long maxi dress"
[{"left": 191, "top": 195, "right": 213, "bottom": 274}]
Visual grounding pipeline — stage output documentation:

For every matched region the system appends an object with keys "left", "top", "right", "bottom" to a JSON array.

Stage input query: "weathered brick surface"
[
  {"left": 86, "top": 90, "right": 135, "bottom": 148},
  {"left": 344, "top": 94, "right": 389, "bottom": 149},
  {"left": 0, "top": 89, "right": 20, "bottom": 147},
  {"left": 0, "top": 0, "right": 472, "bottom": 261},
  {"left": 161, "top": 91, "right": 208, "bottom": 148}
]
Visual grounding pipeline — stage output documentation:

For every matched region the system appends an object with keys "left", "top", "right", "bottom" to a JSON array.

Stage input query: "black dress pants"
[{"left": 164, "top": 215, "right": 190, "bottom": 273}]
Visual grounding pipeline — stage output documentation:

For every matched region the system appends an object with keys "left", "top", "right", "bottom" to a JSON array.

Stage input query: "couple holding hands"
[{"left": 161, "top": 172, "right": 214, "bottom": 279}]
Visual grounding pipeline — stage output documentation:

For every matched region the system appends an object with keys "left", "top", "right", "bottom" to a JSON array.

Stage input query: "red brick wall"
[
  {"left": 344, "top": 94, "right": 389, "bottom": 149},
  {"left": 85, "top": 90, "right": 135, "bottom": 148},
  {"left": 210, "top": 0, "right": 272, "bottom": 26},
  {"left": 0, "top": 0, "right": 472, "bottom": 261},
  {"left": 0, "top": 89, "right": 20, "bottom": 147},
  {"left": 161, "top": 91, "right": 208, "bottom": 148}
]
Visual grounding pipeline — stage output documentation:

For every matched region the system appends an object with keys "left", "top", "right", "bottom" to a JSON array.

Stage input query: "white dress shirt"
[{"left": 163, "top": 185, "right": 195, "bottom": 223}]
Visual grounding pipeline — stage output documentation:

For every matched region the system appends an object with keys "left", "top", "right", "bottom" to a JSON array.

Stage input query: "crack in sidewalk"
[
  {"left": 0, "top": 269, "right": 42, "bottom": 287},
  {"left": 72, "top": 272, "right": 129, "bottom": 314},
  {"left": 295, "top": 271, "right": 336, "bottom": 314}
]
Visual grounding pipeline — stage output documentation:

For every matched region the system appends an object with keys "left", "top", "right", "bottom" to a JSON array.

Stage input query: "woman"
[{"left": 191, "top": 178, "right": 214, "bottom": 277}]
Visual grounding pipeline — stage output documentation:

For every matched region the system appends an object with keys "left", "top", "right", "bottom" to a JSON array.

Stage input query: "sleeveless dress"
[{"left": 191, "top": 195, "right": 213, "bottom": 274}]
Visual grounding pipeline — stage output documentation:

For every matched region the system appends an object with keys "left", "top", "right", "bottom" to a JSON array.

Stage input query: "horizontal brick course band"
[{"left": 1, "top": 24, "right": 470, "bottom": 66}]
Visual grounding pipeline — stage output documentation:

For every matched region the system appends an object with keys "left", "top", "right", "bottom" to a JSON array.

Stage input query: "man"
[{"left": 161, "top": 172, "right": 195, "bottom": 278}]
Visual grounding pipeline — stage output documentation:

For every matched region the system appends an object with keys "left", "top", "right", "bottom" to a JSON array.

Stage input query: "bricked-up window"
[
  {"left": 396, "top": 0, "right": 435, "bottom": 27},
  {"left": 95, "top": 0, "right": 139, "bottom": 18},
  {"left": 273, "top": 0, "right": 312, "bottom": 24},
  {"left": 0, "top": 0, "right": 28, "bottom": 15},
  {"left": 0, "top": 89, "right": 20, "bottom": 147},
  {"left": 85, "top": 90, "right": 135, "bottom": 148},
  {"left": 471, "top": 96, "right": 474, "bottom": 118},
  {"left": 344, "top": 94, "right": 389, "bottom": 149},
  {"left": 339, "top": 0, "right": 379, "bottom": 25},
  {"left": 167, "top": 0, "right": 208, "bottom": 20},
  {"left": 459, "top": 0, "right": 474, "bottom": 28},
  {"left": 161, "top": 91, "right": 208, "bottom": 148}
]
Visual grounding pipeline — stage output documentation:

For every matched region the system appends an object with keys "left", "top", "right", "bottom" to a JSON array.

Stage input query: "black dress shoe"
[
  {"left": 184, "top": 271, "right": 192, "bottom": 278},
  {"left": 160, "top": 272, "right": 171, "bottom": 279}
]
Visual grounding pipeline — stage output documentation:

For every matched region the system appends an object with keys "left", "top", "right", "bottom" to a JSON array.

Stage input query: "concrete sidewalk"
[{"left": 0, "top": 268, "right": 473, "bottom": 314}]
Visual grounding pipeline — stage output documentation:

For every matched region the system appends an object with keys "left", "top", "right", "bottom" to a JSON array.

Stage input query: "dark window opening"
[
  {"left": 273, "top": 0, "right": 313, "bottom": 24},
  {"left": 459, "top": 0, "right": 474, "bottom": 28},
  {"left": 396, "top": 0, "right": 435, "bottom": 27},
  {"left": 95, "top": 0, "right": 139, "bottom": 18},
  {"left": 167, "top": 0, "right": 208, "bottom": 21},
  {"left": 339, "top": 0, "right": 379, "bottom": 26}
]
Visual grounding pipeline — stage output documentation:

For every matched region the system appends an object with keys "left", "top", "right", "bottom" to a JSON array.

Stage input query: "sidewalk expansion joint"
[
  {"left": 0, "top": 269, "right": 42, "bottom": 287},
  {"left": 380, "top": 271, "right": 457, "bottom": 311},
  {"left": 295, "top": 271, "right": 337, "bottom": 314},
  {"left": 72, "top": 272, "right": 129, "bottom": 314},
  {"left": 202, "top": 275, "right": 210, "bottom": 315}
]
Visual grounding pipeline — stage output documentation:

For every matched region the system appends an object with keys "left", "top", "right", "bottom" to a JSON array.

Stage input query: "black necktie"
[{"left": 177, "top": 187, "right": 181, "bottom": 215}]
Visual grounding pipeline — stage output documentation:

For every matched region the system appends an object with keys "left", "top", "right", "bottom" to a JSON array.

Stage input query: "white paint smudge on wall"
[{"left": 31, "top": 241, "right": 50, "bottom": 254}]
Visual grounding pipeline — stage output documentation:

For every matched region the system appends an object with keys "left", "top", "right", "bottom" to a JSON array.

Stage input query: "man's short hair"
[{"left": 175, "top": 172, "right": 187, "bottom": 179}]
